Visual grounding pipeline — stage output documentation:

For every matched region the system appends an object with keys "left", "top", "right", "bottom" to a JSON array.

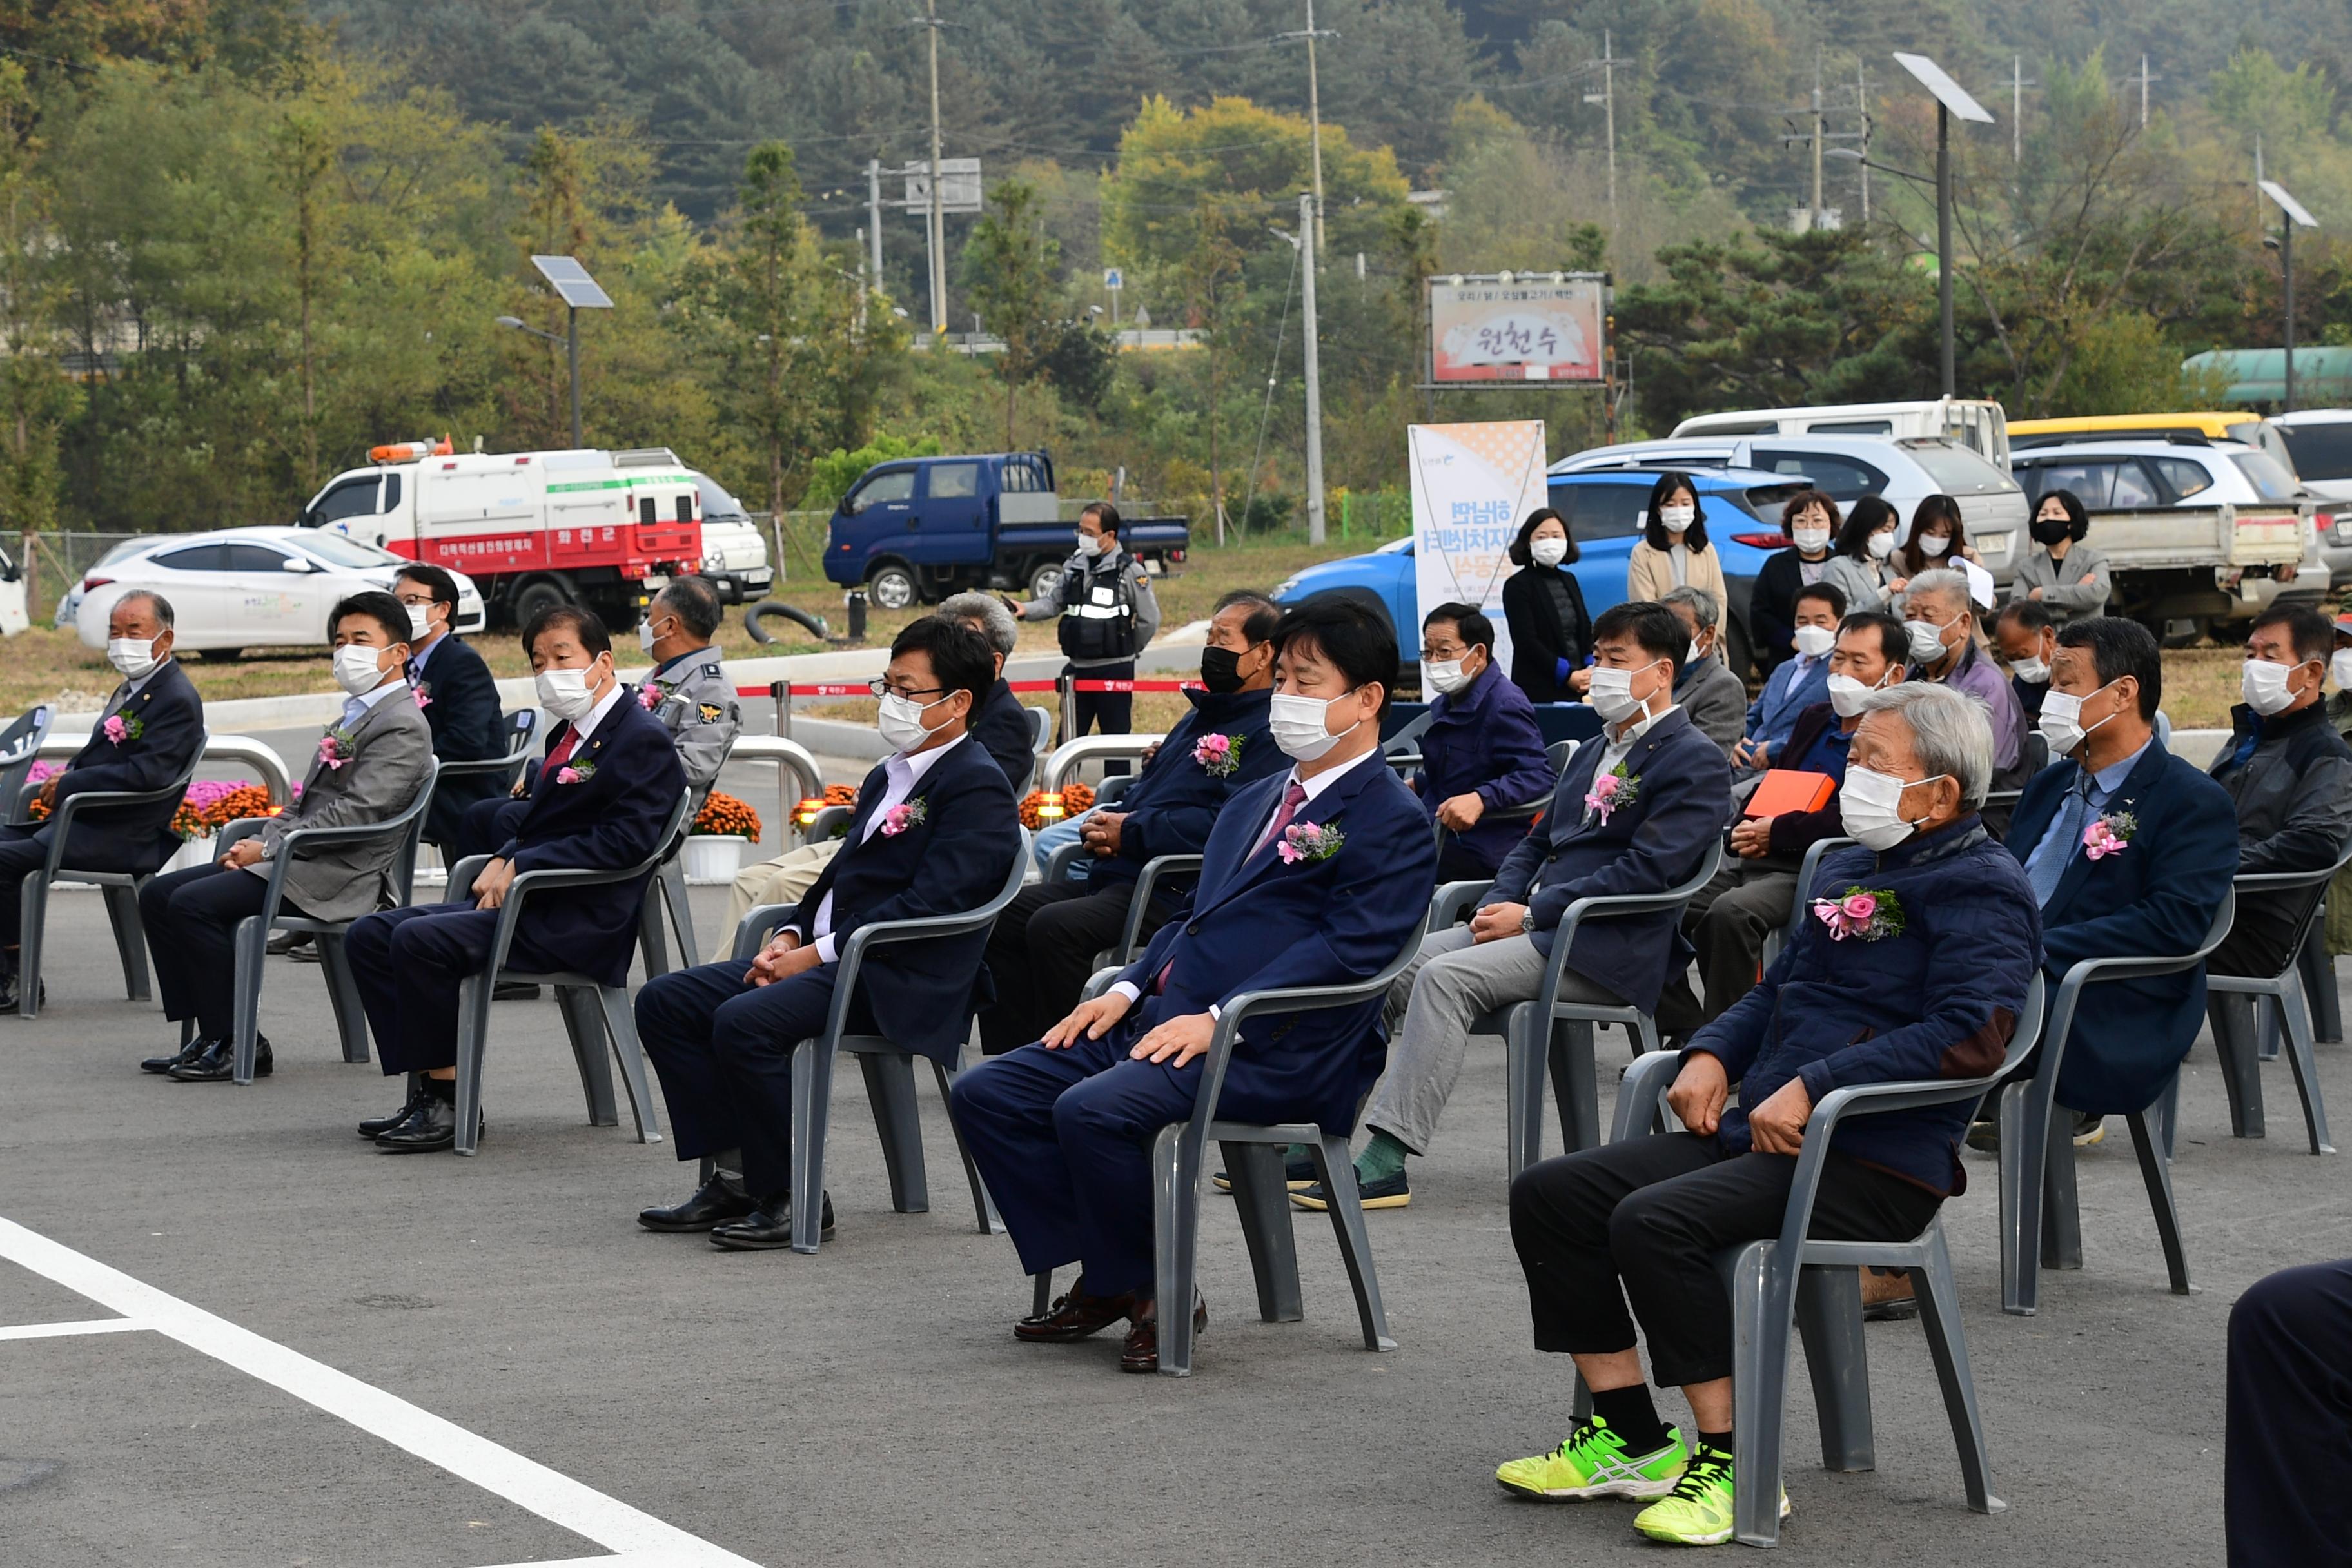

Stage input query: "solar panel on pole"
[{"left": 531, "top": 255, "right": 614, "bottom": 309}]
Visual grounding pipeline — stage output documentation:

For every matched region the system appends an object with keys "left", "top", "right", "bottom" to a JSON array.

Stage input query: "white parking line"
[{"left": 0, "top": 1217, "right": 761, "bottom": 1568}]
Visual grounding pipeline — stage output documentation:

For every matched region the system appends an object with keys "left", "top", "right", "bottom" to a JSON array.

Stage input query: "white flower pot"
[
  {"left": 681, "top": 834, "right": 749, "bottom": 885},
  {"left": 165, "top": 834, "right": 219, "bottom": 874}
]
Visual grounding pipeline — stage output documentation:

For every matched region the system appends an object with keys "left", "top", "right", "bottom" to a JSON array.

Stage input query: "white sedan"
[{"left": 75, "top": 527, "right": 487, "bottom": 655}]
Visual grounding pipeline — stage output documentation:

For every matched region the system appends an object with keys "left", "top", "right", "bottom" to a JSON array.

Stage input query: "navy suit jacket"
[
  {"left": 46, "top": 658, "right": 205, "bottom": 870},
  {"left": 1112, "top": 752, "right": 1438, "bottom": 1133},
  {"left": 411, "top": 634, "right": 507, "bottom": 845},
  {"left": 1485, "top": 705, "right": 1731, "bottom": 1016},
  {"left": 1093, "top": 685, "right": 1284, "bottom": 897},
  {"left": 970, "top": 678, "right": 1039, "bottom": 789},
  {"left": 2007, "top": 740, "right": 2239, "bottom": 1114},
  {"left": 493, "top": 689, "right": 688, "bottom": 986},
  {"left": 786, "top": 734, "right": 1022, "bottom": 1061},
  {"left": 1416, "top": 665, "right": 1554, "bottom": 874}
]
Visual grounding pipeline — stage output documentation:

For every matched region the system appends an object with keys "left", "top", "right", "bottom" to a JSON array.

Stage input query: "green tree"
[{"left": 961, "top": 177, "right": 1061, "bottom": 448}]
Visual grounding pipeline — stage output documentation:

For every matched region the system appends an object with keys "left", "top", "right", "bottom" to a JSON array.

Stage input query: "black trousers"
[
  {"left": 1065, "top": 660, "right": 1135, "bottom": 738},
  {"left": 0, "top": 828, "right": 46, "bottom": 950},
  {"left": 2228, "top": 1258, "right": 2352, "bottom": 1565},
  {"left": 345, "top": 902, "right": 569, "bottom": 1075},
  {"left": 977, "top": 881, "right": 1166, "bottom": 1055},
  {"left": 137, "top": 862, "right": 314, "bottom": 1041},
  {"left": 1509, "top": 1133, "right": 1943, "bottom": 1389},
  {"left": 634, "top": 957, "right": 877, "bottom": 1200}
]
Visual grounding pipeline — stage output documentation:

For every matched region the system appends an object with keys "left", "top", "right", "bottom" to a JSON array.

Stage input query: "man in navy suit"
[
  {"left": 344, "top": 606, "right": 687, "bottom": 1152},
  {"left": 952, "top": 595, "right": 1437, "bottom": 1373},
  {"left": 1305, "top": 602, "right": 1731, "bottom": 1211},
  {"left": 0, "top": 590, "right": 204, "bottom": 1012},
  {"left": 391, "top": 565, "right": 507, "bottom": 852},
  {"left": 1985, "top": 616, "right": 2237, "bottom": 1148},
  {"left": 1733, "top": 581, "right": 1845, "bottom": 768},
  {"left": 633, "top": 616, "right": 1021, "bottom": 1248},
  {"left": 977, "top": 589, "right": 1286, "bottom": 1054}
]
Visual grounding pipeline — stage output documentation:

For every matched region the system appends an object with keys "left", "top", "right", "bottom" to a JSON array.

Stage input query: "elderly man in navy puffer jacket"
[{"left": 1493, "top": 681, "right": 2039, "bottom": 1547}]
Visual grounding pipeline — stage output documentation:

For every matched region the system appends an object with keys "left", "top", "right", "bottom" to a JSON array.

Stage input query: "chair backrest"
[
  {"left": 0, "top": 703, "right": 54, "bottom": 825},
  {"left": 1545, "top": 738, "right": 1577, "bottom": 776},
  {"left": 1784, "top": 835, "right": 1859, "bottom": 932},
  {"left": 391, "top": 757, "right": 442, "bottom": 906}
]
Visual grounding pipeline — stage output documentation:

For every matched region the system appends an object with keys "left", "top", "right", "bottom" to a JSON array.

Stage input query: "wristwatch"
[{"left": 1520, "top": 910, "right": 1536, "bottom": 934}]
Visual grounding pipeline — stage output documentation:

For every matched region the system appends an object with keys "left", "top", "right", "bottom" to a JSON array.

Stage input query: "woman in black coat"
[{"left": 1500, "top": 506, "right": 1591, "bottom": 704}]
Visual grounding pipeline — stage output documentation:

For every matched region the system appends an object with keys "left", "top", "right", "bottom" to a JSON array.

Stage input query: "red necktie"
[{"left": 542, "top": 726, "right": 582, "bottom": 776}]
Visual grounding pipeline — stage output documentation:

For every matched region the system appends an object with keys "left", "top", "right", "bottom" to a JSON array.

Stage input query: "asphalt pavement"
[{"left": 3, "top": 879, "right": 2347, "bottom": 1567}]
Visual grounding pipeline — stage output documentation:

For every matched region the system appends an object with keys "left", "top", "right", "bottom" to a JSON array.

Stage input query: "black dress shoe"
[
  {"left": 1120, "top": 1291, "right": 1209, "bottom": 1373},
  {"left": 638, "top": 1175, "right": 757, "bottom": 1232},
  {"left": 709, "top": 1193, "right": 834, "bottom": 1250},
  {"left": 266, "top": 930, "right": 314, "bottom": 957},
  {"left": 169, "top": 1034, "right": 271, "bottom": 1082},
  {"left": 492, "top": 981, "right": 541, "bottom": 1001},
  {"left": 359, "top": 1077, "right": 429, "bottom": 1139},
  {"left": 1015, "top": 1280, "right": 1137, "bottom": 1343},
  {"left": 375, "top": 1095, "right": 482, "bottom": 1153},
  {"left": 0, "top": 969, "right": 44, "bottom": 1012},
  {"left": 142, "top": 1035, "right": 215, "bottom": 1075}
]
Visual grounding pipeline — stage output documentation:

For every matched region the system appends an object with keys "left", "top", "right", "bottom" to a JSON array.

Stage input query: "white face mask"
[
  {"left": 1587, "top": 658, "right": 1666, "bottom": 725},
  {"left": 1424, "top": 658, "right": 1470, "bottom": 696},
  {"left": 1917, "top": 533, "right": 1950, "bottom": 557},
  {"left": 407, "top": 603, "right": 436, "bottom": 640},
  {"left": 1530, "top": 536, "right": 1569, "bottom": 568},
  {"left": 877, "top": 689, "right": 952, "bottom": 752},
  {"left": 2037, "top": 680, "right": 2120, "bottom": 758},
  {"left": 333, "top": 643, "right": 391, "bottom": 697},
  {"left": 1792, "top": 623, "right": 1836, "bottom": 659},
  {"left": 1659, "top": 504, "right": 1695, "bottom": 534},
  {"left": 536, "top": 664, "right": 600, "bottom": 723},
  {"left": 1905, "top": 618, "right": 1952, "bottom": 663},
  {"left": 1867, "top": 531, "right": 1896, "bottom": 560},
  {"left": 2332, "top": 649, "right": 2352, "bottom": 691},
  {"left": 1075, "top": 533, "right": 1106, "bottom": 559},
  {"left": 107, "top": 636, "right": 162, "bottom": 680},
  {"left": 638, "top": 618, "right": 660, "bottom": 654},
  {"left": 1825, "top": 671, "right": 1885, "bottom": 718},
  {"left": 1792, "top": 525, "right": 1832, "bottom": 554},
  {"left": 1839, "top": 765, "right": 1949, "bottom": 852},
  {"left": 1685, "top": 638, "right": 1705, "bottom": 665},
  {"left": 2008, "top": 656, "right": 2050, "bottom": 683},
  {"left": 2242, "top": 658, "right": 2305, "bottom": 718},
  {"left": 1268, "top": 689, "right": 1365, "bottom": 762}
]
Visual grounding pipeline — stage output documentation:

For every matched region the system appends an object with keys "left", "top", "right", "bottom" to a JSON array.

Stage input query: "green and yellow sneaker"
[
  {"left": 1631, "top": 1444, "right": 1789, "bottom": 1546},
  {"left": 1494, "top": 1417, "right": 1687, "bottom": 1502}
]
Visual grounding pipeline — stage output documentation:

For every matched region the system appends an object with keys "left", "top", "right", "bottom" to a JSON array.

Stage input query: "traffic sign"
[{"left": 1103, "top": 268, "right": 1124, "bottom": 291}]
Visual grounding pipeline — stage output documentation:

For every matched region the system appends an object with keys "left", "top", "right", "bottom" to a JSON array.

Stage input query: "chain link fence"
[{"left": 17, "top": 531, "right": 153, "bottom": 622}]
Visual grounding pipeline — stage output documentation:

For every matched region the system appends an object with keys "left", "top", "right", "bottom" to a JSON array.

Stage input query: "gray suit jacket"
[{"left": 255, "top": 687, "right": 435, "bottom": 923}]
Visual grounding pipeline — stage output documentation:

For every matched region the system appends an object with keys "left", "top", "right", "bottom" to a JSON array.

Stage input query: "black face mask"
[
  {"left": 1199, "top": 644, "right": 1251, "bottom": 694},
  {"left": 2031, "top": 516, "right": 2073, "bottom": 547}
]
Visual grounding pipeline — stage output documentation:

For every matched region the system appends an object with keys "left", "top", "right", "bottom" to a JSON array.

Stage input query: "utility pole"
[
  {"left": 1298, "top": 191, "right": 1326, "bottom": 545},
  {"left": 1279, "top": 2, "right": 1339, "bottom": 253},
  {"left": 1584, "top": 32, "right": 1618, "bottom": 235},
  {"left": 1856, "top": 64, "right": 1870, "bottom": 224},
  {"left": 867, "top": 159, "right": 884, "bottom": 289},
  {"left": 1810, "top": 63, "right": 1825, "bottom": 230},
  {"left": 921, "top": 0, "right": 947, "bottom": 337},
  {"left": 2136, "top": 54, "right": 2159, "bottom": 130},
  {"left": 2010, "top": 57, "right": 2037, "bottom": 163}
]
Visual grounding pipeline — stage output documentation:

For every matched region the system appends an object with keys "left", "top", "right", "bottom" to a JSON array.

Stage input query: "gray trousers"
[{"left": 1362, "top": 924, "right": 1625, "bottom": 1154}]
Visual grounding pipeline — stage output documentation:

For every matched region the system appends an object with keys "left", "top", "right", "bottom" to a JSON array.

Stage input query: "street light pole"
[
  {"left": 566, "top": 304, "right": 583, "bottom": 449},
  {"left": 1299, "top": 191, "right": 1327, "bottom": 545},
  {"left": 1937, "top": 103, "right": 1954, "bottom": 397},
  {"left": 2259, "top": 179, "right": 2320, "bottom": 414}
]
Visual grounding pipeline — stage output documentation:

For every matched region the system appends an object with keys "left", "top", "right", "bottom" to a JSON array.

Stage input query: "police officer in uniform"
[
  {"left": 1007, "top": 501, "right": 1161, "bottom": 740},
  {"left": 636, "top": 574, "right": 742, "bottom": 809}
]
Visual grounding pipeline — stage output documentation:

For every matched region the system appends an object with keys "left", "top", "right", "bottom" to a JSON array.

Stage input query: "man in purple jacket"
[
  {"left": 1414, "top": 602, "right": 1556, "bottom": 882},
  {"left": 1493, "top": 682, "right": 2037, "bottom": 1546}
]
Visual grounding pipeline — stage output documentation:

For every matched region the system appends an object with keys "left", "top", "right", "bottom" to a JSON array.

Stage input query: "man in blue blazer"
[
  {"left": 978, "top": 589, "right": 1286, "bottom": 1054},
  {"left": 345, "top": 607, "right": 687, "bottom": 1152},
  {"left": 952, "top": 594, "right": 1436, "bottom": 1373},
  {"left": 1734, "top": 581, "right": 1845, "bottom": 768},
  {"left": 1308, "top": 602, "right": 1731, "bottom": 1210},
  {"left": 0, "top": 589, "right": 204, "bottom": 1012},
  {"left": 1415, "top": 600, "right": 1556, "bottom": 883},
  {"left": 391, "top": 565, "right": 507, "bottom": 852},
  {"left": 632, "top": 616, "right": 1021, "bottom": 1248},
  {"left": 1997, "top": 616, "right": 2237, "bottom": 1139}
]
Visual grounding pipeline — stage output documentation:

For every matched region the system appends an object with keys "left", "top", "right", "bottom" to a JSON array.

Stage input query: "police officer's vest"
[{"left": 1057, "top": 553, "right": 1140, "bottom": 662}]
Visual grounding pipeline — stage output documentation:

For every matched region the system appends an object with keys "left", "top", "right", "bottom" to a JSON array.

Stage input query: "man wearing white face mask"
[
  {"left": 1006, "top": 501, "right": 1162, "bottom": 747},
  {"left": 344, "top": 606, "right": 687, "bottom": 1152},
  {"left": 1993, "top": 598, "right": 2058, "bottom": 723},
  {"left": 392, "top": 565, "right": 507, "bottom": 855},
  {"left": 1660, "top": 587, "right": 1748, "bottom": 759},
  {"left": 1736, "top": 582, "right": 1846, "bottom": 769},
  {"left": 634, "top": 576, "right": 741, "bottom": 811},
  {"left": 0, "top": 590, "right": 203, "bottom": 1014},
  {"left": 2199, "top": 606, "right": 2352, "bottom": 1128},
  {"left": 136, "top": 593, "right": 432, "bottom": 1080},
  {"left": 1900, "top": 570, "right": 2023, "bottom": 777},
  {"left": 1413, "top": 602, "right": 1554, "bottom": 883}
]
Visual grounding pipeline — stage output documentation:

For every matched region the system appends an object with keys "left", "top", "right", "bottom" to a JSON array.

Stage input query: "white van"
[{"left": 1671, "top": 398, "right": 2010, "bottom": 470}]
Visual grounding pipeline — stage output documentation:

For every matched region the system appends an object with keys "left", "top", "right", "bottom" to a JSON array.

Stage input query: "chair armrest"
[
  {"left": 734, "top": 901, "right": 797, "bottom": 963},
  {"left": 444, "top": 854, "right": 493, "bottom": 903},
  {"left": 1092, "top": 774, "right": 1133, "bottom": 807},
  {"left": 1081, "top": 965, "right": 1123, "bottom": 1003},
  {"left": 433, "top": 754, "right": 524, "bottom": 779},
  {"left": 42, "top": 778, "right": 202, "bottom": 874},
  {"left": 1182, "top": 935, "right": 1425, "bottom": 1133},
  {"left": 1482, "top": 796, "right": 1547, "bottom": 826},
  {"left": 1044, "top": 839, "right": 1090, "bottom": 884},
  {"left": 1383, "top": 751, "right": 1424, "bottom": 775},
  {"left": 1121, "top": 854, "right": 1204, "bottom": 961},
  {"left": 1609, "top": 1047, "right": 1688, "bottom": 1142},
  {"left": 800, "top": 803, "right": 853, "bottom": 844},
  {"left": 217, "top": 817, "right": 272, "bottom": 852},
  {"left": 821, "top": 829, "right": 1030, "bottom": 1043},
  {"left": 2234, "top": 866, "right": 2346, "bottom": 892},
  {"left": 1426, "top": 878, "right": 1492, "bottom": 932},
  {"left": 1536, "top": 841, "right": 1727, "bottom": 1014}
]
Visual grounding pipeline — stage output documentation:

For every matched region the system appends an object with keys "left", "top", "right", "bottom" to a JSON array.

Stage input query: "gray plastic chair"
[
  {"left": 431, "top": 710, "right": 538, "bottom": 799},
  {"left": 2295, "top": 917, "right": 2344, "bottom": 1045},
  {"left": 733, "top": 827, "right": 1030, "bottom": 1253},
  {"left": 1046, "top": 931, "right": 1422, "bottom": 1377},
  {"left": 440, "top": 787, "right": 693, "bottom": 1157},
  {"left": 1451, "top": 838, "right": 1726, "bottom": 1171},
  {"left": 17, "top": 729, "right": 207, "bottom": 1019},
  {"left": 635, "top": 812, "right": 700, "bottom": 983},
  {"left": 796, "top": 801, "right": 853, "bottom": 847},
  {"left": 212, "top": 760, "right": 441, "bottom": 1084},
  {"left": 1602, "top": 972, "right": 2045, "bottom": 1547},
  {"left": 1025, "top": 705, "right": 1054, "bottom": 790},
  {"left": 1039, "top": 839, "right": 1204, "bottom": 970},
  {"left": 2206, "top": 845, "right": 2352, "bottom": 1154},
  {"left": 0, "top": 703, "right": 54, "bottom": 825},
  {"left": 1996, "top": 888, "right": 2235, "bottom": 1315},
  {"left": 1758, "top": 835, "right": 1859, "bottom": 974}
]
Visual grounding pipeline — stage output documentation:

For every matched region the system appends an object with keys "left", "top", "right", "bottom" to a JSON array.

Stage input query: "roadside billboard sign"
[{"left": 1426, "top": 273, "right": 1607, "bottom": 384}]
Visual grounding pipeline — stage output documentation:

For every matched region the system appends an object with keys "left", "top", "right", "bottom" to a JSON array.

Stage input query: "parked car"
[
  {"left": 2266, "top": 409, "right": 2352, "bottom": 583},
  {"left": 0, "top": 534, "right": 24, "bottom": 636},
  {"left": 2012, "top": 411, "right": 2300, "bottom": 473},
  {"left": 689, "top": 471, "right": 776, "bottom": 603},
  {"left": 52, "top": 536, "right": 161, "bottom": 630},
  {"left": 2008, "top": 438, "right": 2326, "bottom": 640},
  {"left": 75, "top": 526, "right": 487, "bottom": 656},
  {"left": 822, "top": 449, "right": 1188, "bottom": 609},
  {"left": 1670, "top": 397, "right": 2010, "bottom": 470},
  {"left": 1551, "top": 433, "right": 2030, "bottom": 585},
  {"left": 1270, "top": 466, "right": 1812, "bottom": 678}
]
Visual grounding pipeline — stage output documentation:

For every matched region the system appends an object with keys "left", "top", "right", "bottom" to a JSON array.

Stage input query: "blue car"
[{"left": 1270, "top": 466, "right": 1810, "bottom": 676}]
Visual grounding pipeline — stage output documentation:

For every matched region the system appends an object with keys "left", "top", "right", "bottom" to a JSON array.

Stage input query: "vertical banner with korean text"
[{"left": 1407, "top": 420, "right": 1549, "bottom": 678}]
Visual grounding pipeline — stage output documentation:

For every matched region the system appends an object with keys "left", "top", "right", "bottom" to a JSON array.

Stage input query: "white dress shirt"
[
  {"left": 560, "top": 680, "right": 628, "bottom": 749},
  {"left": 338, "top": 670, "right": 410, "bottom": 731},
  {"left": 1591, "top": 699, "right": 1679, "bottom": 785},
  {"left": 802, "top": 732, "right": 968, "bottom": 963}
]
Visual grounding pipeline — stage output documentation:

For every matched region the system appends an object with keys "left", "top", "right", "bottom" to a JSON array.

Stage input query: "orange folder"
[{"left": 1742, "top": 769, "right": 1836, "bottom": 818}]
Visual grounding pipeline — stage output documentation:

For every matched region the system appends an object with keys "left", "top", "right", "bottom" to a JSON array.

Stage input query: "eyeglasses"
[
  {"left": 394, "top": 593, "right": 436, "bottom": 607},
  {"left": 868, "top": 678, "right": 946, "bottom": 701}
]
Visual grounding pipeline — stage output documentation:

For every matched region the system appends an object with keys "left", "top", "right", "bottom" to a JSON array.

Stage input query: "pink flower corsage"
[
  {"left": 881, "top": 799, "right": 928, "bottom": 836},
  {"left": 316, "top": 726, "right": 357, "bottom": 772},
  {"left": 1192, "top": 732, "right": 1242, "bottom": 778},
  {"left": 1812, "top": 885, "right": 1906, "bottom": 941},
  {"left": 412, "top": 681, "right": 433, "bottom": 710},
  {"left": 102, "top": 713, "right": 141, "bottom": 745},
  {"left": 1277, "top": 821, "right": 1345, "bottom": 865},
  {"left": 2082, "top": 810, "right": 2136, "bottom": 861},
  {"left": 556, "top": 760, "right": 597, "bottom": 785},
  {"left": 1584, "top": 763, "right": 1639, "bottom": 824},
  {"left": 638, "top": 682, "right": 665, "bottom": 710}
]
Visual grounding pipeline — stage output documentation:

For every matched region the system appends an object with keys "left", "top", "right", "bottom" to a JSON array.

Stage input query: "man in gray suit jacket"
[{"left": 139, "top": 591, "right": 434, "bottom": 1082}]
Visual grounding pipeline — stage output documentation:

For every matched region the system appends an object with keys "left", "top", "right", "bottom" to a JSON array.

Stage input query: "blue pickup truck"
[{"left": 823, "top": 450, "right": 1190, "bottom": 609}]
